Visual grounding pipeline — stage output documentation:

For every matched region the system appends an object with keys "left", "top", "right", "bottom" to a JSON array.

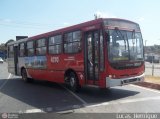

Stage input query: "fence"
[{"left": 145, "top": 62, "right": 160, "bottom": 77}]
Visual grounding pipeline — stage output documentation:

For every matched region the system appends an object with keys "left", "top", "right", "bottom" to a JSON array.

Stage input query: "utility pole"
[
  {"left": 152, "top": 53, "right": 154, "bottom": 76},
  {"left": 145, "top": 40, "right": 147, "bottom": 52}
]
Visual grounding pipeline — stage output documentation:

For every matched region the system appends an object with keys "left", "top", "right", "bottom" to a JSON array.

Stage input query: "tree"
[{"left": 0, "top": 43, "right": 6, "bottom": 51}]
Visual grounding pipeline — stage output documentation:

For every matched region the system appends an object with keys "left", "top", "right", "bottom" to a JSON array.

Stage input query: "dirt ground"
[
  {"left": 145, "top": 75, "right": 160, "bottom": 84},
  {"left": 135, "top": 75, "right": 160, "bottom": 90}
]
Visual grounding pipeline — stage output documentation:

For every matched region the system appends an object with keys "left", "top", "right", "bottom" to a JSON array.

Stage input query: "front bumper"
[{"left": 106, "top": 73, "right": 145, "bottom": 88}]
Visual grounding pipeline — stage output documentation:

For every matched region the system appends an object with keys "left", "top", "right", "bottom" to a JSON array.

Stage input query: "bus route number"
[{"left": 51, "top": 57, "right": 59, "bottom": 63}]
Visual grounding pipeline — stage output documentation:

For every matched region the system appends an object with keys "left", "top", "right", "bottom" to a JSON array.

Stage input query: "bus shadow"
[
  {"left": 0, "top": 78, "right": 140, "bottom": 113},
  {"left": 76, "top": 86, "right": 140, "bottom": 105}
]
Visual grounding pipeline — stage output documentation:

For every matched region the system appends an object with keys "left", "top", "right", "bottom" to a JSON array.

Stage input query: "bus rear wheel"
[
  {"left": 69, "top": 72, "right": 80, "bottom": 92},
  {"left": 21, "top": 69, "right": 33, "bottom": 83}
]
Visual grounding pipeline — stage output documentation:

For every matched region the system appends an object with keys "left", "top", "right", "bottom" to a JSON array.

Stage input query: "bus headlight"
[
  {"left": 109, "top": 75, "right": 116, "bottom": 78},
  {"left": 109, "top": 75, "right": 112, "bottom": 78}
]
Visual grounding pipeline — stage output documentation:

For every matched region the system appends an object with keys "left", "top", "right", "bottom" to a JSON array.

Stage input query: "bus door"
[
  {"left": 84, "top": 30, "right": 100, "bottom": 83},
  {"left": 14, "top": 45, "right": 19, "bottom": 75}
]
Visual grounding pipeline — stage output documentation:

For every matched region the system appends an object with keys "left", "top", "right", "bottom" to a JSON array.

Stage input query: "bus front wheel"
[{"left": 69, "top": 72, "right": 80, "bottom": 92}]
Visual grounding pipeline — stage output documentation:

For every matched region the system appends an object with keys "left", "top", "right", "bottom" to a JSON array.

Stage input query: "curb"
[{"left": 135, "top": 82, "right": 160, "bottom": 90}]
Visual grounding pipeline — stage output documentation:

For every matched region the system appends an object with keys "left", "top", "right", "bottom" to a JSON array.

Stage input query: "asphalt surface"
[{"left": 0, "top": 62, "right": 160, "bottom": 118}]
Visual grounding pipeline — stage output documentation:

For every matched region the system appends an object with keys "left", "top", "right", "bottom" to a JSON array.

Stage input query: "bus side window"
[
  {"left": 8, "top": 45, "right": 14, "bottom": 58},
  {"left": 49, "top": 35, "right": 62, "bottom": 54},
  {"left": 19, "top": 43, "right": 25, "bottom": 57},
  {"left": 36, "top": 38, "right": 47, "bottom": 55},
  {"left": 64, "top": 31, "right": 81, "bottom": 54},
  {"left": 27, "top": 41, "right": 34, "bottom": 56}
]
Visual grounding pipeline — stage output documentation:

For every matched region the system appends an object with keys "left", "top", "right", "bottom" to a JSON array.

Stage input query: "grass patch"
[{"left": 145, "top": 75, "right": 160, "bottom": 84}]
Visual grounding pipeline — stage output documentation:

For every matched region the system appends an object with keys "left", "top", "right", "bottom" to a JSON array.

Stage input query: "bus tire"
[
  {"left": 69, "top": 72, "right": 80, "bottom": 92},
  {"left": 21, "top": 68, "right": 33, "bottom": 83}
]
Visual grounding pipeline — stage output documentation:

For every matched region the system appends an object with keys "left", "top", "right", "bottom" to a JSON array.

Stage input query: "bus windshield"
[{"left": 107, "top": 29, "right": 144, "bottom": 62}]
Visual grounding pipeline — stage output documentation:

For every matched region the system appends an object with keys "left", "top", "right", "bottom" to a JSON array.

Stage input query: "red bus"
[{"left": 7, "top": 18, "right": 145, "bottom": 92}]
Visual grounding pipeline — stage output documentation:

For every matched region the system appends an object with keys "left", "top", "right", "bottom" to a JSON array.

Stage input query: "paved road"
[{"left": 0, "top": 62, "right": 160, "bottom": 115}]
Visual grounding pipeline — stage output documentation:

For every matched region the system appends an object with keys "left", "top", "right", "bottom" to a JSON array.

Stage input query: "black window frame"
[
  {"left": 36, "top": 38, "right": 47, "bottom": 56},
  {"left": 26, "top": 40, "right": 35, "bottom": 56},
  {"left": 64, "top": 30, "right": 82, "bottom": 54},
  {"left": 19, "top": 42, "right": 25, "bottom": 57},
  {"left": 48, "top": 34, "right": 62, "bottom": 55},
  {"left": 99, "top": 30, "right": 105, "bottom": 71}
]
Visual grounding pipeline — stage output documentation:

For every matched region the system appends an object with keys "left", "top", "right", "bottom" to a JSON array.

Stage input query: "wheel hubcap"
[{"left": 70, "top": 77, "right": 75, "bottom": 87}]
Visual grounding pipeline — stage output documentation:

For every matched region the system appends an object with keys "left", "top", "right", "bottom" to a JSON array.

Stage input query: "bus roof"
[
  {"left": 7, "top": 18, "right": 139, "bottom": 45},
  {"left": 29, "top": 18, "right": 138, "bottom": 40},
  {"left": 28, "top": 18, "right": 103, "bottom": 40},
  {"left": 7, "top": 38, "right": 28, "bottom": 46}
]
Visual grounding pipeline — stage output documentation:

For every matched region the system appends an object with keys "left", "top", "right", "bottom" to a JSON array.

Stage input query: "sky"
[{"left": 0, "top": 0, "right": 160, "bottom": 46}]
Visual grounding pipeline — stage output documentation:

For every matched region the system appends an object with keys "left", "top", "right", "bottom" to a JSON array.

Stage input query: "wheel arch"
[
  {"left": 21, "top": 67, "right": 26, "bottom": 76},
  {"left": 20, "top": 67, "right": 30, "bottom": 78},
  {"left": 64, "top": 68, "right": 78, "bottom": 82}
]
